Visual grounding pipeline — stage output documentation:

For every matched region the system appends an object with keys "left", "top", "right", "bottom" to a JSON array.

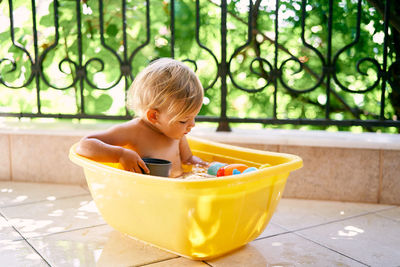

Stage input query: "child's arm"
[
  {"left": 179, "top": 136, "right": 208, "bottom": 166},
  {"left": 76, "top": 122, "right": 149, "bottom": 174}
]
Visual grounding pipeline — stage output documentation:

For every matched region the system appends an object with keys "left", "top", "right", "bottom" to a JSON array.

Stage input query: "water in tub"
[
  {"left": 180, "top": 162, "right": 259, "bottom": 179},
  {"left": 180, "top": 163, "right": 214, "bottom": 179}
]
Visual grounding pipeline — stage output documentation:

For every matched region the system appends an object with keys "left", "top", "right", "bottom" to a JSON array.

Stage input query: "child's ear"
[{"left": 146, "top": 109, "right": 159, "bottom": 123}]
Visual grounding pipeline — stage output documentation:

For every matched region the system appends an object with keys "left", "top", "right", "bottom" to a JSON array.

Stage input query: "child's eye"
[{"left": 179, "top": 121, "right": 188, "bottom": 124}]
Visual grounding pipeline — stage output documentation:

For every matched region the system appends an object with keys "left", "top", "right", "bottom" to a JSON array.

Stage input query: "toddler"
[{"left": 76, "top": 58, "right": 207, "bottom": 177}]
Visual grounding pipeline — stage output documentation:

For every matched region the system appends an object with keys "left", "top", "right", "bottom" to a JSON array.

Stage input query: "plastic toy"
[
  {"left": 242, "top": 167, "right": 258, "bottom": 173},
  {"left": 208, "top": 162, "right": 259, "bottom": 177},
  {"left": 207, "top": 162, "right": 227, "bottom": 175}
]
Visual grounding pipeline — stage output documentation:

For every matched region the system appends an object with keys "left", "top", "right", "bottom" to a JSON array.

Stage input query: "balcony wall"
[{"left": 0, "top": 122, "right": 399, "bottom": 205}]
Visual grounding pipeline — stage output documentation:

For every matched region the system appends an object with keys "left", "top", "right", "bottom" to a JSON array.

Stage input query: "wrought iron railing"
[{"left": 0, "top": 0, "right": 399, "bottom": 131}]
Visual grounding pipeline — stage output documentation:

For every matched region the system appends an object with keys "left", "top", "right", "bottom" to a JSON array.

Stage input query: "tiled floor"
[{"left": 1, "top": 182, "right": 399, "bottom": 267}]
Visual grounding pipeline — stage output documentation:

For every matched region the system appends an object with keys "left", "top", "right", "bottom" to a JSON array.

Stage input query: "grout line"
[
  {"left": 0, "top": 212, "right": 52, "bottom": 266},
  {"left": 255, "top": 206, "right": 400, "bottom": 265},
  {"left": 0, "top": 210, "right": 24, "bottom": 242},
  {"left": 369, "top": 205, "right": 400, "bottom": 222},
  {"left": 292, "top": 231, "right": 370, "bottom": 266},
  {"left": 0, "top": 193, "right": 91, "bottom": 209},
  {"left": 24, "top": 223, "right": 108, "bottom": 240},
  {"left": 1, "top": 203, "right": 107, "bottom": 242},
  {"left": 254, "top": 224, "right": 370, "bottom": 266},
  {"left": 24, "top": 239, "right": 52, "bottom": 267},
  {"left": 202, "top": 260, "right": 213, "bottom": 266},
  {"left": 135, "top": 256, "right": 180, "bottom": 267},
  {"left": 8, "top": 134, "right": 13, "bottom": 181},
  {"left": 258, "top": 205, "right": 398, "bottom": 241},
  {"left": 17, "top": 235, "right": 52, "bottom": 267},
  {"left": 254, "top": 222, "right": 292, "bottom": 240},
  {"left": 373, "top": 211, "right": 400, "bottom": 223},
  {"left": 378, "top": 150, "right": 383, "bottom": 203},
  {"left": 256, "top": 230, "right": 291, "bottom": 240},
  {"left": 256, "top": 221, "right": 372, "bottom": 266}
]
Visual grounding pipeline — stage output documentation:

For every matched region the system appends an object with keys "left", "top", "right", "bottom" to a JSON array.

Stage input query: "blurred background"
[{"left": 0, "top": 0, "right": 399, "bottom": 133}]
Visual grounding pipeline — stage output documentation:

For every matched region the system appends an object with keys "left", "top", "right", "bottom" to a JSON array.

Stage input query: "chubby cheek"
[
  {"left": 168, "top": 124, "right": 186, "bottom": 138},
  {"left": 180, "top": 126, "right": 191, "bottom": 136},
  {"left": 177, "top": 125, "right": 187, "bottom": 134}
]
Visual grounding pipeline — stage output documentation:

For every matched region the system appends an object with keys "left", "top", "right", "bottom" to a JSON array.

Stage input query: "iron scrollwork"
[
  {"left": 0, "top": 0, "right": 398, "bottom": 129},
  {"left": 331, "top": 0, "right": 382, "bottom": 94}
]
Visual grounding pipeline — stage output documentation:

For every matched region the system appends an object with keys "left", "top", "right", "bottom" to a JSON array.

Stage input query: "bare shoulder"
[
  {"left": 108, "top": 118, "right": 144, "bottom": 139},
  {"left": 82, "top": 118, "right": 142, "bottom": 146},
  {"left": 116, "top": 118, "right": 142, "bottom": 131}
]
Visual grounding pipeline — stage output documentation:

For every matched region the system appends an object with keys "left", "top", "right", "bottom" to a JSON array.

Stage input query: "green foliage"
[{"left": 0, "top": 0, "right": 397, "bottom": 132}]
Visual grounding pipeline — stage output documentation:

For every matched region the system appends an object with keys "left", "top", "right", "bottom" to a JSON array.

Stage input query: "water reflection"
[
  {"left": 98, "top": 231, "right": 274, "bottom": 267},
  {"left": 335, "top": 225, "right": 365, "bottom": 239},
  {"left": 2, "top": 198, "right": 103, "bottom": 239},
  {"left": 0, "top": 239, "right": 46, "bottom": 266}
]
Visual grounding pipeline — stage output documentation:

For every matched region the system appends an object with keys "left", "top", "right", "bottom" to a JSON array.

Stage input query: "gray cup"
[{"left": 141, "top": 158, "right": 172, "bottom": 177}]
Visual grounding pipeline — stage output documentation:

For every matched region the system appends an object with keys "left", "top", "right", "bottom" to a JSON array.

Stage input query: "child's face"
[{"left": 157, "top": 105, "right": 201, "bottom": 140}]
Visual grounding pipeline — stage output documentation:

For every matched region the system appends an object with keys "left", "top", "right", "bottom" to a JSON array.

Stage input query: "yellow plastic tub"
[{"left": 69, "top": 136, "right": 302, "bottom": 260}]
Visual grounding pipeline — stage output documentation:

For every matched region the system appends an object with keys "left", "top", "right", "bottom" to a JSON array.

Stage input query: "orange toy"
[{"left": 217, "top": 164, "right": 249, "bottom": 177}]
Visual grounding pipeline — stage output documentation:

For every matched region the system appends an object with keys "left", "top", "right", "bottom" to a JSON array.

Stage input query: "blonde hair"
[{"left": 127, "top": 58, "right": 204, "bottom": 123}]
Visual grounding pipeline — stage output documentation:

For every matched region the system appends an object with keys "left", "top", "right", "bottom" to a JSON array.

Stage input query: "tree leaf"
[
  {"left": 94, "top": 94, "right": 113, "bottom": 113},
  {"left": 106, "top": 24, "right": 119, "bottom": 37}
]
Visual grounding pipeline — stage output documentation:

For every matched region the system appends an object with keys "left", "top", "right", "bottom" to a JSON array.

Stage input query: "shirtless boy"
[{"left": 76, "top": 58, "right": 206, "bottom": 177}]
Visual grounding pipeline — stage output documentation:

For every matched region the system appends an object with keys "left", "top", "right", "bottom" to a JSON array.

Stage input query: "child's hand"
[
  {"left": 119, "top": 149, "right": 149, "bottom": 174},
  {"left": 186, "top": 155, "right": 208, "bottom": 167}
]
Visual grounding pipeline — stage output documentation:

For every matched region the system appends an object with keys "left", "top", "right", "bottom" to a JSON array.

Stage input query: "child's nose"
[{"left": 188, "top": 119, "right": 195, "bottom": 128}]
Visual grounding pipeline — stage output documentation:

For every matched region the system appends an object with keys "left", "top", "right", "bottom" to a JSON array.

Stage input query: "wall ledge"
[
  {"left": 1, "top": 121, "right": 399, "bottom": 150},
  {"left": 191, "top": 127, "right": 400, "bottom": 150}
]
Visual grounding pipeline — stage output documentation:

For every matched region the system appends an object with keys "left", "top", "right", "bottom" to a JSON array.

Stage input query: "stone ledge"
[
  {"left": 190, "top": 127, "right": 400, "bottom": 150},
  {"left": 0, "top": 121, "right": 399, "bottom": 205},
  {"left": 2, "top": 121, "right": 399, "bottom": 150}
]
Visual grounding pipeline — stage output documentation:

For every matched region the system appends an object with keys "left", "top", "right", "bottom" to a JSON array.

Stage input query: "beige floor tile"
[
  {"left": 280, "top": 146, "right": 380, "bottom": 202},
  {"left": 0, "top": 134, "right": 10, "bottom": 181},
  {"left": 145, "top": 257, "right": 209, "bottom": 266},
  {"left": 298, "top": 213, "right": 400, "bottom": 267},
  {"left": 28, "top": 224, "right": 177, "bottom": 267},
  {"left": 207, "top": 232, "right": 365, "bottom": 267},
  {"left": 271, "top": 198, "right": 394, "bottom": 231},
  {"left": 375, "top": 207, "right": 400, "bottom": 223},
  {"left": 256, "top": 222, "right": 288, "bottom": 239},
  {"left": 2, "top": 181, "right": 398, "bottom": 267},
  {"left": 1, "top": 195, "right": 105, "bottom": 238},
  {"left": 10, "top": 134, "right": 85, "bottom": 184},
  {"left": 0, "top": 239, "right": 48, "bottom": 267},
  {"left": 0, "top": 215, "right": 22, "bottom": 241},
  {"left": 0, "top": 181, "right": 89, "bottom": 207}
]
